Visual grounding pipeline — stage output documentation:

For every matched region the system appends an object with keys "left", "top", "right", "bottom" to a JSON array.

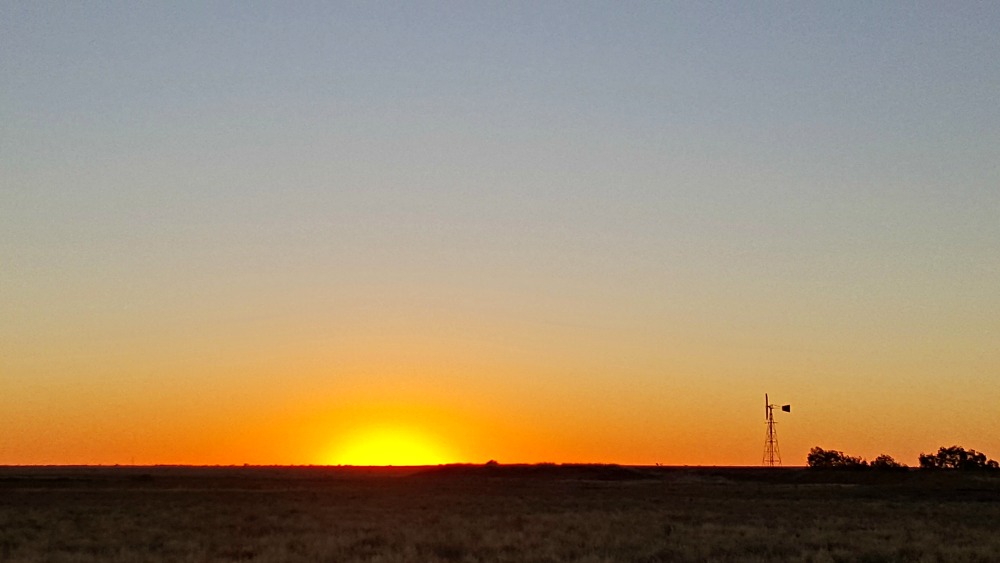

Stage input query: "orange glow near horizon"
[{"left": 325, "top": 425, "right": 457, "bottom": 466}]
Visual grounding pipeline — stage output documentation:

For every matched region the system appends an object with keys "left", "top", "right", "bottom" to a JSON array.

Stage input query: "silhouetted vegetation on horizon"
[
  {"left": 869, "top": 454, "right": 907, "bottom": 471},
  {"left": 808, "top": 445, "right": 998, "bottom": 471},
  {"left": 919, "top": 446, "right": 1000, "bottom": 470},
  {"left": 807, "top": 447, "right": 870, "bottom": 469}
]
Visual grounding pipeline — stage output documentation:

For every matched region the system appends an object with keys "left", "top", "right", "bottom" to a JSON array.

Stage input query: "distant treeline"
[{"left": 807, "top": 445, "right": 1000, "bottom": 470}]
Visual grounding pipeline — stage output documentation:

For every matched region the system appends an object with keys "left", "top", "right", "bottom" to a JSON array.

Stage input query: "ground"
[{"left": 1, "top": 464, "right": 998, "bottom": 562}]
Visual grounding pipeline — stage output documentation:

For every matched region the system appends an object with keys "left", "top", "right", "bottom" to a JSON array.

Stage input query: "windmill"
[{"left": 762, "top": 393, "right": 791, "bottom": 466}]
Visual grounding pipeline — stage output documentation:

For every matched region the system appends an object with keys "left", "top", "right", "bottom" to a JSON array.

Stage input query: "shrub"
[
  {"left": 807, "top": 447, "right": 868, "bottom": 469},
  {"left": 870, "top": 454, "right": 906, "bottom": 470},
  {"left": 918, "top": 446, "right": 999, "bottom": 470}
]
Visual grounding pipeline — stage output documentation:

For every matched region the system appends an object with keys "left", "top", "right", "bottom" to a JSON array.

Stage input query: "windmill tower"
[{"left": 763, "top": 393, "right": 791, "bottom": 466}]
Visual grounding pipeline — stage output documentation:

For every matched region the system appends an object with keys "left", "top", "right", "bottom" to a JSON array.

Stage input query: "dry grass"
[{"left": 1, "top": 465, "right": 999, "bottom": 562}]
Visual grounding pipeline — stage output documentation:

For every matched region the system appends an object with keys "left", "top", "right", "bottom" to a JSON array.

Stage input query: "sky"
[{"left": 2, "top": 2, "right": 999, "bottom": 466}]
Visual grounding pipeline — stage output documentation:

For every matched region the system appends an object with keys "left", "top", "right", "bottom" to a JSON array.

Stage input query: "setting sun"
[{"left": 327, "top": 426, "right": 455, "bottom": 466}]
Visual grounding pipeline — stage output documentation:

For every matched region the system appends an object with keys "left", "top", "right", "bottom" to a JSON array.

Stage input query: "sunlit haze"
[{"left": 3, "top": 3, "right": 999, "bottom": 467}]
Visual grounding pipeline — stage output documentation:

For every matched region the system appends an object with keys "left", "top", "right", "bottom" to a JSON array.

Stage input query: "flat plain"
[{"left": 2, "top": 464, "right": 998, "bottom": 562}]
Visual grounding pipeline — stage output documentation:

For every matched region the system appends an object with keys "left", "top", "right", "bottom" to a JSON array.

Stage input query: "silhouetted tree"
[
  {"left": 807, "top": 447, "right": 867, "bottom": 469},
  {"left": 918, "top": 446, "right": 999, "bottom": 470},
  {"left": 870, "top": 454, "right": 906, "bottom": 470}
]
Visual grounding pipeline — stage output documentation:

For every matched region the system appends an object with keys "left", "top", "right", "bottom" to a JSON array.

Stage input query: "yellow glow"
[{"left": 327, "top": 426, "right": 455, "bottom": 466}]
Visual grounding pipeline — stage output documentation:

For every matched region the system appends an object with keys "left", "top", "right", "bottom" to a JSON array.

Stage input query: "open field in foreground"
[{"left": 2, "top": 464, "right": 999, "bottom": 562}]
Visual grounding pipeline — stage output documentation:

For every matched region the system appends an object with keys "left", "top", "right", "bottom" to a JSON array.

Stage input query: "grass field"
[{"left": 2, "top": 464, "right": 999, "bottom": 562}]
